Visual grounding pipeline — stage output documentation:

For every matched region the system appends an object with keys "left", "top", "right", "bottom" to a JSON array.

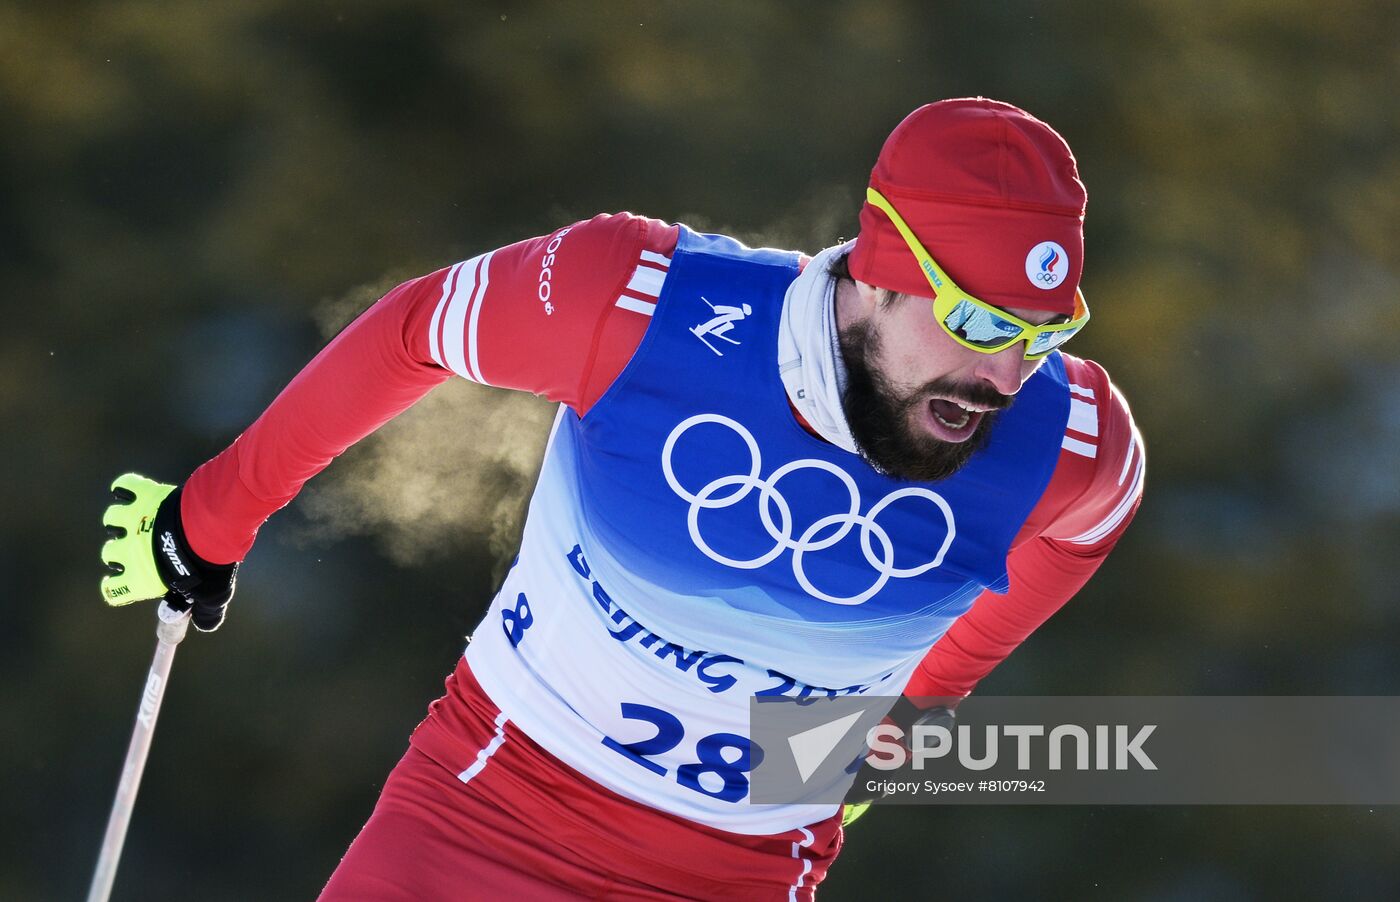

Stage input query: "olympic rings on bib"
[{"left": 661, "top": 414, "right": 956, "bottom": 605}]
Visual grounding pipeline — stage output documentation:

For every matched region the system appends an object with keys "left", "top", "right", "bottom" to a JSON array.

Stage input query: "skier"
[{"left": 101, "top": 98, "right": 1144, "bottom": 899}]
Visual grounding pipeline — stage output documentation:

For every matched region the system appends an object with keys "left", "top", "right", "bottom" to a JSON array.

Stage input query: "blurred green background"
[{"left": 3, "top": 1, "right": 1398, "bottom": 899}]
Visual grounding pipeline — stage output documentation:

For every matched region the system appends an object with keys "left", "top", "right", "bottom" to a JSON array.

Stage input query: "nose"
[{"left": 971, "top": 345, "right": 1026, "bottom": 396}]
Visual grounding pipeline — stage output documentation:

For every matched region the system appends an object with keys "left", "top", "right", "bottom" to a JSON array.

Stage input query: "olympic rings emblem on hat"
[{"left": 661, "top": 414, "right": 957, "bottom": 606}]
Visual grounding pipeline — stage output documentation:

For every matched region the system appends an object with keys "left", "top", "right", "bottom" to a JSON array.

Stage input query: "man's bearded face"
[{"left": 839, "top": 319, "right": 1013, "bottom": 482}]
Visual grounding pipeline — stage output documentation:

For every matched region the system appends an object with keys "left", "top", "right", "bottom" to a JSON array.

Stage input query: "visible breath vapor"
[
  {"left": 295, "top": 276, "right": 554, "bottom": 567},
  {"left": 681, "top": 184, "right": 859, "bottom": 255}
]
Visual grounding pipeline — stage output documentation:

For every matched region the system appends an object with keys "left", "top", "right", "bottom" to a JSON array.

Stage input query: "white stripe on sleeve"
[
  {"left": 615, "top": 252, "right": 670, "bottom": 316},
  {"left": 439, "top": 251, "right": 495, "bottom": 384},
  {"left": 1067, "top": 447, "right": 1145, "bottom": 545},
  {"left": 1067, "top": 397, "right": 1099, "bottom": 437},
  {"left": 626, "top": 265, "right": 666, "bottom": 298},
  {"left": 441, "top": 254, "right": 481, "bottom": 380},
  {"left": 616, "top": 295, "right": 657, "bottom": 316},
  {"left": 1118, "top": 421, "right": 1145, "bottom": 487},
  {"left": 1061, "top": 435, "right": 1097, "bottom": 458},
  {"left": 427, "top": 261, "right": 464, "bottom": 369},
  {"left": 466, "top": 249, "right": 495, "bottom": 384}
]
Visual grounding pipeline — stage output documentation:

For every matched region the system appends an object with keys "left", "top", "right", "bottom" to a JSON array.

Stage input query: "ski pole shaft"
[{"left": 86, "top": 602, "right": 191, "bottom": 902}]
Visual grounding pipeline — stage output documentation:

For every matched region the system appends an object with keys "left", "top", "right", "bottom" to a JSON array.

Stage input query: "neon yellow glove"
[
  {"left": 100, "top": 473, "right": 239, "bottom": 630},
  {"left": 841, "top": 802, "right": 871, "bottom": 828},
  {"left": 101, "top": 473, "right": 177, "bottom": 605}
]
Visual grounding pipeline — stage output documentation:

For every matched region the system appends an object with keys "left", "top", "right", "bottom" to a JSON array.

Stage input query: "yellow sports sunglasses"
[{"left": 865, "top": 186, "right": 1090, "bottom": 360}]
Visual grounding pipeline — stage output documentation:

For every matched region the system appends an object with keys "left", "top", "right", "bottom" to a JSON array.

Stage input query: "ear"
[
  {"left": 855, "top": 280, "right": 885, "bottom": 309},
  {"left": 836, "top": 278, "right": 881, "bottom": 330}
]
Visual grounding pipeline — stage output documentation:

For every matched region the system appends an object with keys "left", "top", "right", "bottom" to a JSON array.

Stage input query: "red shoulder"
[
  {"left": 1017, "top": 354, "right": 1146, "bottom": 549},
  {"left": 427, "top": 212, "right": 678, "bottom": 412}
]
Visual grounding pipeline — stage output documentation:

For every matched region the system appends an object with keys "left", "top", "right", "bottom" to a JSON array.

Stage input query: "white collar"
[{"left": 777, "top": 242, "right": 857, "bottom": 454}]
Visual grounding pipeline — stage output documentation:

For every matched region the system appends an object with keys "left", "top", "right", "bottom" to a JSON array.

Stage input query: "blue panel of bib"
[{"left": 551, "top": 227, "right": 1069, "bottom": 667}]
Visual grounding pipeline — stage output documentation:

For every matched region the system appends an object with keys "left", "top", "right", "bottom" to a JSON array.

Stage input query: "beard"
[{"left": 839, "top": 320, "right": 1012, "bottom": 482}]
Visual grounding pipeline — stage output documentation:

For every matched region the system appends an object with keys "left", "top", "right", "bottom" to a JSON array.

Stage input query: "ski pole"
[{"left": 86, "top": 601, "right": 192, "bottom": 902}]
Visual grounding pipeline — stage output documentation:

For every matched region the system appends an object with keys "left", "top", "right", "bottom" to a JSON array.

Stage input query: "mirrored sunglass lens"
[
  {"left": 943, "top": 299, "right": 1023, "bottom": 348},
  {"left": 1027, "top": 323, "right": 1082, "bottom": 355}
]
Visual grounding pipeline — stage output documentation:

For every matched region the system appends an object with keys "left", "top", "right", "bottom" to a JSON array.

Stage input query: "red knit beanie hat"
[{"left": 849, "top": 98, "right": 1087, "bottom": 315}]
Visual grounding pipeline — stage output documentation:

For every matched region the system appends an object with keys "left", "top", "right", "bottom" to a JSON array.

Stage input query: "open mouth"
[{"left": 921, "top": 396, "right": 994, "bottom": 443}]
